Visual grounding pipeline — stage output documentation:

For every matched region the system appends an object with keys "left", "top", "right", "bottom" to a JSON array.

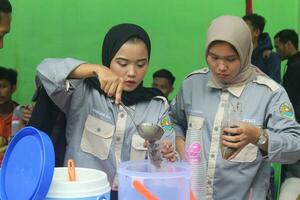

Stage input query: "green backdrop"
[{"left": 0, "top": 0, "right": 299, "bottom": 104}]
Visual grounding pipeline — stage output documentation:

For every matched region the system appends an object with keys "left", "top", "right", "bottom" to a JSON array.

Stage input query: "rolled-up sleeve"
[
  {"left": 266, "top": 87, "right": 300, "bottom": 163},
  {"left": 37, "top": 58, "right": 85, "bottom": 113}
]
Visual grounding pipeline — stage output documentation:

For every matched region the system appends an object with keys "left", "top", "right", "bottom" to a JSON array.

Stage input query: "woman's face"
[
  {"left": 110, "top": 40, "right": 148, "bottom": 92},
  {"left": 207, "top": 42, "right": 241, "bottom": 84}
]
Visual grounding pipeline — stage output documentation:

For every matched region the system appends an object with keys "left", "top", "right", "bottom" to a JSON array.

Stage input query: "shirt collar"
[{"left": 207, "top": 78, "right": 246, "bottom": 97}]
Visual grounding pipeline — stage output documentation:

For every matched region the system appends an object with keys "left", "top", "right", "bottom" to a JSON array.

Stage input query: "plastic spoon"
[{"left": 67, "top": 159, "right": 76, "bottom": 181}]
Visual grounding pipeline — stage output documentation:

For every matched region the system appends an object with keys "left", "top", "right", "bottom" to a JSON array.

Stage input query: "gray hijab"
[{"left": 205, "top": 15, "right": 263, "bottom": 88}]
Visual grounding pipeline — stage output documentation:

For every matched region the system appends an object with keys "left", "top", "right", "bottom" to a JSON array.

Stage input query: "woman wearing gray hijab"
[{"left": 170, "top": 15, "right": 300, "bottom": 199}]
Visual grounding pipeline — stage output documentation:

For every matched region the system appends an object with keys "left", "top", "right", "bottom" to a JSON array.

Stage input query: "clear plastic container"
[{"left": 118, "top": 160, "right": 191, "bottom": 200}]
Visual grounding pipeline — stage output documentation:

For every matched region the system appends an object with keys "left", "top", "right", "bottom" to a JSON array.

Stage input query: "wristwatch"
[{"left": 256, "top": 128, "right": 268, "bottom": 145}]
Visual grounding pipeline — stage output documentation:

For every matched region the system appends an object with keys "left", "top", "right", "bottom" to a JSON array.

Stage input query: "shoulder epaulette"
[
  {"left": 253, "top": 75, "right": 280, "bottom": 91},
  {"left": 153, "top": 96, "right": 169, "bottom": 107},
  {"left": 185, "top": 67, "right": 209, "bottom": 79}
]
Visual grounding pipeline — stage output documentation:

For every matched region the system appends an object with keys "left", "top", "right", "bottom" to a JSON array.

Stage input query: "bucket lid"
[
  {"left": 0, "top": 126, "right": 55, "bottom": 200},
  {"left": 47, "top": 167, "right": 111, "bottom": 198}
]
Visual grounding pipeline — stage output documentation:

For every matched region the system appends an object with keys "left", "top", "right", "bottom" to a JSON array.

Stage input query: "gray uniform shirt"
[
  {"left": 37, "top": 58, "right": 175, "bottom": 187},
  {"left": 170, "top": 68, "right": 300, "bottom": 200}
]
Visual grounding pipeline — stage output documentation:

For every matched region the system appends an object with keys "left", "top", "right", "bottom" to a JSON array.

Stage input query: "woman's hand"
[
  {"left": 161, "top": 140, "right": 177, "bottom": 162},
  {"left": 221, "top": 122, "right": 260, "bottom": 160},
  {"left": 69, "top": 63, "right": 124, "bottom": 104},
  {"left": 95, "top": 67, "right": 124, "bottom": 104}
]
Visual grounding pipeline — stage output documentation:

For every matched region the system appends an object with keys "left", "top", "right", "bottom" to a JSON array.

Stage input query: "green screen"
[{"left": 1, "top": 0, "right": 298, "bottom": 103}]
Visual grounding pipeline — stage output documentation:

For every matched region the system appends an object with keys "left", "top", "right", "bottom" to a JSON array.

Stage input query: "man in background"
[
  {"left": 152, "top": 69, "right": 175, "bottom": 100},
  {"left": 243, "top": 13, "right": 281, "bottom": 83},
  {"left": 274, "top": 29, "right": 300, "bottom": 200},
  {"left": 0, "top": 0, "right": 11, "bottom": 49},
  {"left": 274, "top": 29, "right": 300, "bottom": 123}
]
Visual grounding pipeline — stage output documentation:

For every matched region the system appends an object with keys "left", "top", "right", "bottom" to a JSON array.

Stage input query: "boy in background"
[{"left": 0, "top": 66, "right": 17, "bottom": 164}]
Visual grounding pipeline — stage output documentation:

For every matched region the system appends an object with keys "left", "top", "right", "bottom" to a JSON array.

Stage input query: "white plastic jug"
[{"left": 46, "top": 167, "right": 110, "bottom": 200}]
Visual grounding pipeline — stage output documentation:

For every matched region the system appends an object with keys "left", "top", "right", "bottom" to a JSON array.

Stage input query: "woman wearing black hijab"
[
  {"left": 86, "top": 23, "right": 164, "bottom": 106},
  {"left": 36, "top": 23, "right": 176, "bottom": 199}
]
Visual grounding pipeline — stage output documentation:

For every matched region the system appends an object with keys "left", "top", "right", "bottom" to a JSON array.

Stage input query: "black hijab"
[{"left": 86, "top": 23, "right": 162, "bottom": 106}]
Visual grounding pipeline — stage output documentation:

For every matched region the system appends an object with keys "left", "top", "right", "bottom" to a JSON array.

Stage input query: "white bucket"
[{"left": 46, "top": 167, "right": 110, "bottom": 200}]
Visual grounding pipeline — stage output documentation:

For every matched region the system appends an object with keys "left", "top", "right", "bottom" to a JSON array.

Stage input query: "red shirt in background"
[{"left": 0, "top": 102, "right": 17, "bottom": 165}]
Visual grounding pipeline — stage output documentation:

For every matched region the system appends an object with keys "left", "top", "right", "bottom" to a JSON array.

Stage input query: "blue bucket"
[
  {"left": 0, "top": 126, "right": 55, "bottom": 199},
  {"left": 0, "top": 127, "right": 110, "bottom": 200}
]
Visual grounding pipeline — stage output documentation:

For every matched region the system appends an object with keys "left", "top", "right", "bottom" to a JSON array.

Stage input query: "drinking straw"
[
  {"left": 132, "top": 180, "right": 159, "bottom": 200},
  {"left": 67, "top": 159, "right": 76, "bottom": 182},
  {"left": 190, "top": 190, "right": 196, "bottom": 200}
]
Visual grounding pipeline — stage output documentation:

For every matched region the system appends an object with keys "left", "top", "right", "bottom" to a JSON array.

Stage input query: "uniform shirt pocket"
[
  {"left": 130, "top": 133, "right": 147, "bottom": 160},
  {"left": 80, "top": 115, "right": 114, "bottom": 160},
  {"left": 230, "top": 143, "right": 258, "bottom": 162}
]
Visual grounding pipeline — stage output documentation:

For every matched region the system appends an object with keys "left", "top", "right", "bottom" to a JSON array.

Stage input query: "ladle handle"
[{"left": 119, "top": 102, "right": 139, "bottom": 129}]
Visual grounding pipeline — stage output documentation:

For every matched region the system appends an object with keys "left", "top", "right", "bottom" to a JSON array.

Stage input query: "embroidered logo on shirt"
[
  {"left": 160, "top": 115, "right": 173, "bottom": 133},
  {"left": 279, "top": 102, "right": 294, "bottom": 119},
  {"left": 91, "top": 109, "right": 112, "bottom": 121},
  {"left": 185, "top": 142, "right": 202, "bottom": 162}
]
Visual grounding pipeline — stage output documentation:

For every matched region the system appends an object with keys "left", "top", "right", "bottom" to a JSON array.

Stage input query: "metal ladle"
[
  {"left": 119, "top": 102, "right": 164, "bottom": 142},
  {"left": 119, "top": 102, "right": 164, "bottom": 168}
]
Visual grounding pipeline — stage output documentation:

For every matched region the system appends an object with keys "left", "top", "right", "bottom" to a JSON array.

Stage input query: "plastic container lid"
[
  {"left": 47, "top": 167, "right": 111, "bottom": 198},
  {"left": 0, "top": 126, "right": 55, "bottom": 200}
]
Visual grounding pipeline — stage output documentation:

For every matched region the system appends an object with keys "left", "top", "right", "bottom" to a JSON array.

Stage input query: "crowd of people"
[{"left": 1, "top": 0, "right": 300, "bottom": 199}]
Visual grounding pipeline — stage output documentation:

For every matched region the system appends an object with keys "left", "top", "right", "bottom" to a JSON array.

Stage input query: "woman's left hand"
[
  {"left": 222, "top": 122, "right": 260, "bottom": 159},
  {"left": 161, "top": 140, "right": 177, "bottom": 162}
]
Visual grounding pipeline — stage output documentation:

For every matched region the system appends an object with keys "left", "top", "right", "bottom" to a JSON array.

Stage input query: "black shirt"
[{"left": 282, "top": 51, "right": 300, "bottom": 122}]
